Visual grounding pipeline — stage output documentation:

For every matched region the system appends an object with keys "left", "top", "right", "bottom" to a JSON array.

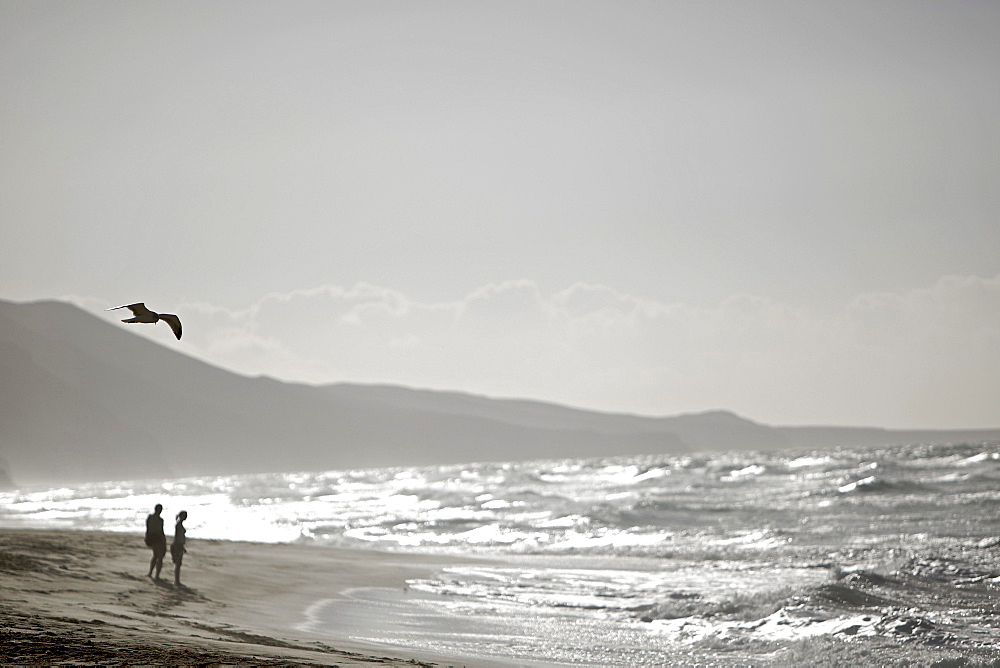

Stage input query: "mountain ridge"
[{"left": 2, "top": 298, "right": 998, "bottom": 488}]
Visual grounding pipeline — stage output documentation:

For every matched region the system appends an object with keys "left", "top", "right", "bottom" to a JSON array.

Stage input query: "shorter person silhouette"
[
  {"left": 171, "top": 510, "right": 188, "bottom": 586},
  {"left": 144, "top": 504, "right": 167, "bottom": 579}
]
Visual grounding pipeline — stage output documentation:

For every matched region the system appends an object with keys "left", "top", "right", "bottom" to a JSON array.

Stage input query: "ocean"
[{"left": 3, "top": 441, "right": 1000, "bottom": 665}]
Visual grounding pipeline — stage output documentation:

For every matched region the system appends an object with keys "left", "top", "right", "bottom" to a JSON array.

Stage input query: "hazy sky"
[{"left": 2, "top": 1, "right": 998, "bottom": 429}]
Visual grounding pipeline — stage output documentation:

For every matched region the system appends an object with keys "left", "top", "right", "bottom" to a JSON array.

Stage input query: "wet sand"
[{"left": 0, "top": 528, "right": 473, "bottom": 666}]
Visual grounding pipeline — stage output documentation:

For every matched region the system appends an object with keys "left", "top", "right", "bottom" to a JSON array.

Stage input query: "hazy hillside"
[
  {"left": 0, "top": 300, "right": 687, "bottom": 486},
  {"left": 2, "top": 299, "right": 998, "bottom": 488}
]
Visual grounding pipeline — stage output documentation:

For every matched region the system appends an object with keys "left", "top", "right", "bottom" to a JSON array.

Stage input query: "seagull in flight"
[{"left": 106, "top": 303, "right": 182, "bottom": 340}]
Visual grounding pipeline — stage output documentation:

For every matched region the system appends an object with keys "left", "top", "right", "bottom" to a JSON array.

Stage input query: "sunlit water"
[{"left": 4, "top": 441, "right": 1000, "bottom": 665}]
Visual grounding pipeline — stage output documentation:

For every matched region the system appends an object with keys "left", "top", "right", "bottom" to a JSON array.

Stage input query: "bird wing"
[
  {"left": 159, "top": 313, "right": 182, "bottom": 340},
  {"left": 106, "top": 303, "right": 155, "bottom": 318}
]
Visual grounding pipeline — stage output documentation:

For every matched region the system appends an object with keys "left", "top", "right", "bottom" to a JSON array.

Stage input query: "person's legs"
[
  {"left": 152, "top": 544, "right": 166, "bottom": 579},
  {"left": 172, "top": 547, "right": 183, "bottom": 585}
]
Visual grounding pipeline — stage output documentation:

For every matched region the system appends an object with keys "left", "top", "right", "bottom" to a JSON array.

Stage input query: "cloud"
[
  {"left": 65, "top": 274, "right": 1000, "bottom": 429},
  {"left": 833, "top": 274, "right": 1000, "bottom": 426}
]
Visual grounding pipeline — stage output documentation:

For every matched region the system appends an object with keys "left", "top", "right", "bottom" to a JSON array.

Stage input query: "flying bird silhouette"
[{"left": 106, "top": 303, "right": 182, "bottom": 340}]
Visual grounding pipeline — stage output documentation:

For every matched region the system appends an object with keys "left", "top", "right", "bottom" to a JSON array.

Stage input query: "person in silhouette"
[
  {"left": 171, "top": 510, "right": 188, "bottom": 586},
  {"left": 145, "top": 504, "right": 167, "bottom": 579}
]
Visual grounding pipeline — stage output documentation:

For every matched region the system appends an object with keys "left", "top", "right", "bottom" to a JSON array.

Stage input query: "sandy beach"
[{"left": 0, "top": 528, "right": 475, "bottom": 666}]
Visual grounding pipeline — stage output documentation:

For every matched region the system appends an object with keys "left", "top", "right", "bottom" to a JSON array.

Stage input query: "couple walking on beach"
[{"left": 145, "top": 504, "right": 187, "bottom": 585}]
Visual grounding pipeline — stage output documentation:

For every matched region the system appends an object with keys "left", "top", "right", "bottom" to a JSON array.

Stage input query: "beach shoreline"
[{"left": 0, "top": 527, "right": 477, "bottom": 666}]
